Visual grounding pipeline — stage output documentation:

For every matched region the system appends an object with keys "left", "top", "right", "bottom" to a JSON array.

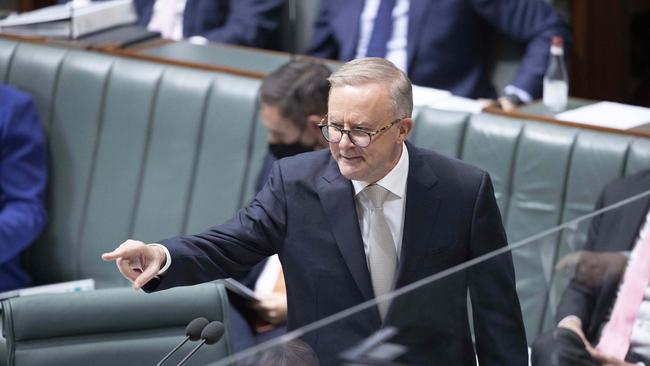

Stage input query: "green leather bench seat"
[{"left": 2, "top": 283, "right": 231, "bottom": 366}]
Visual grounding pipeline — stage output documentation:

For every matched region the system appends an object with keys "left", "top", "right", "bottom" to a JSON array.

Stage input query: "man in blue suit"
[
  {"left": 0, "top": 83, "right": 47, "bottom": 292},
  {"left": 308, "top": 0, "right": 570, "bottom": 105},
  {"left": 103, "top": 58, "right": 527, "bottom": 365},
  {"left": 62, "top": 0, "right": 284, "bottom": 48},
  {"left": 134, "top": 0, "right": 284, "bottom": 47}
]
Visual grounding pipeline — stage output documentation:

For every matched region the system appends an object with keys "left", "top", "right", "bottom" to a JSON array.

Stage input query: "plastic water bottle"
[{"left": 543, "top": 36, "right": 568, "bottom": 112}]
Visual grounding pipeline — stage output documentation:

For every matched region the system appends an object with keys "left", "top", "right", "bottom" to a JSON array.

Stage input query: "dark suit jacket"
[
  {"left": 132, "top": 0, "right": 284, "bottom": 48},
  {"left": 307, "top": 0, "right": 570, "bottom": 99},
  {"left": 149, "top": 143, "right": 527, "bottom": 365},
  {"left": 557, "top": 170, "right": 650, "bottom": 347}
]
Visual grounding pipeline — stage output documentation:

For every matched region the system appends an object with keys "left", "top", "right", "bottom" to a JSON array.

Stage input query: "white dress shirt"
[
  {"left": 355, "top": 0, "right": 409, "bottom": 74},
  {"left": 352, "top": 143, "right": 409, "bottom": 267},
  {"left": 254, "top": 254, "right": 282, "bottom": 296},
  {"left": 147, "top": 0, "right": 186, "bottom": 41}
]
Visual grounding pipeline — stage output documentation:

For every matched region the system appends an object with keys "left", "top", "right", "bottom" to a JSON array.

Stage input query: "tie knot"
[{"left": 364, "top": 184, "right": 389, "bottom": 209}]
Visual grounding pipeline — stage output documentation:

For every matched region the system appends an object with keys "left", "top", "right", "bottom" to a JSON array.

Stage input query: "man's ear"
[{"left": 397, "top": 118, "right": 413, "bottom": 144}]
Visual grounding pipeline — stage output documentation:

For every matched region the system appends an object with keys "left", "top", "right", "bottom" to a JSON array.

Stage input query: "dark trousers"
[{"left": 531, "top": 328, "right": 599, "bottom": 366}]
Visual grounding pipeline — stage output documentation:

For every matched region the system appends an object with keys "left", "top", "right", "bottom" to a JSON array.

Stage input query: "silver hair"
[{"left": 328, "top": 57, "right": 413, "bottom": 118}]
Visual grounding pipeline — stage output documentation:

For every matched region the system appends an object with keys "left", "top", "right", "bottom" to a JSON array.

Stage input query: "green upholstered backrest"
[
  {"left": 1, "top": 283, "right": 231, "bottom": 366},
  {"left": 0, "top": 40, "right": 262, "bottom": 288},
  {"left": 411, "top": 107, "right": 650, "bottom": 341}
]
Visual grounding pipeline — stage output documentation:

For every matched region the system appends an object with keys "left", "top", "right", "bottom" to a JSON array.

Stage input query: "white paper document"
[
  {"left": 0, "top": 0, "right": 136, "bottom": 38},
  {"left": 555, "top": 101, "right": 650, "bottom": 129},
  {"left": 0, "top": 278, "right": 95, "bottom": 300},
  {"left": 412, "top": 85, "right": 483, "bottom": 114}
]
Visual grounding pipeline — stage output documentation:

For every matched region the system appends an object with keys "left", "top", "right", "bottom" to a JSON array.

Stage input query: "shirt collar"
[{"left": 352, "top": 143, "right": 409, "bottom": 198}]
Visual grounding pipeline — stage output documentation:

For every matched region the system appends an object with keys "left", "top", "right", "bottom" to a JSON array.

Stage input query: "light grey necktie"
[{"left": 365, "top": 184, "right": 397, "bottom": 319}]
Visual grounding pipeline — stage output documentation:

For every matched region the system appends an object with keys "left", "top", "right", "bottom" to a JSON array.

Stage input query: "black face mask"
[{"left": 269, "top": 141, "right": 312, "bottom": 160}]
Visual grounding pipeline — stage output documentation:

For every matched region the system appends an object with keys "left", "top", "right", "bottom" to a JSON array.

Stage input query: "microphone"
[
  {"left": 176, "top": 321, "right": 225, "bottom": 366},
  {"left": 156, "top": 317, "right": 209, "bottom": 366}
]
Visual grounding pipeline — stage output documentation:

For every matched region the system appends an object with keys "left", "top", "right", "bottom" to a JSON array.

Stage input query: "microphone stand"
[
  {"left": 176, "top": 339, "right": 207, "bottom": 366},
  {"left": 156, "top": 337, "right": 191, "bottom": 366}
]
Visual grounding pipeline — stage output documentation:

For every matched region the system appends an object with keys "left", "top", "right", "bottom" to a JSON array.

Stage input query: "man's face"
[
  {"left": 327, "top": 83, "right": 409, "bottom": 183},
  {"left": 260, "top": 103, "right": 302, "bottom": 144}
]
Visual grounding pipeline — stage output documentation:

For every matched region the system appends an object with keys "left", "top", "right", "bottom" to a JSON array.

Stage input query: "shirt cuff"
[
  {"left": 187, "top": 36, "right": 208, "bottom": 45},
  {"left": 147, "top": 243, "right": 171, "bottom": 275},
  {"left": 558, "top": 315, "right": 582, "bottom": 327},
  {"left": 504, "top": 85, "right": 533, "bottom": 104}
]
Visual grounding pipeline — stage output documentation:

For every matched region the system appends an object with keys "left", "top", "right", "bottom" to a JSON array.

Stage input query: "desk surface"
[{"left": 132, "top": 40, "right": 342, "bottom": 78}]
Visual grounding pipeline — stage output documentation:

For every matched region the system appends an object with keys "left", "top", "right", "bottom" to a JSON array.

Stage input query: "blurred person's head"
[
  {"left": 238, "top": 339, "right": 319, "bottom": 366},
  {"left": 259, "top": 60, "right": 331, "bottom": 159},
  {"left": 325, "top": 57, "right": 413, "bottom": 183}
]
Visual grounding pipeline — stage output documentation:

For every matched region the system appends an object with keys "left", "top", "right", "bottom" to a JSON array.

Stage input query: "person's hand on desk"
[
  {"left": 101, "top": 239, "right": 167, "bottom": 289},
  {"left": 251, "top": 292, "right": 288, "bottom": 325},
  {"left": 477, "top": 95, "right": 523, "bottom": 112}
]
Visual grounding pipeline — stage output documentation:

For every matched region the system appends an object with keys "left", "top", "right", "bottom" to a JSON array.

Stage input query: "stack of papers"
[
  {"left": 0, "top": 0, "right": 136, "bottom": 39},
  {"left": 555, "top": 101, "right": 650, "bottom": 130}
]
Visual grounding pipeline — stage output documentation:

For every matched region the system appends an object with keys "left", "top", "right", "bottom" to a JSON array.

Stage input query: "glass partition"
[{"left": 206, "top": 189, "right": 650, "bottom": 366}]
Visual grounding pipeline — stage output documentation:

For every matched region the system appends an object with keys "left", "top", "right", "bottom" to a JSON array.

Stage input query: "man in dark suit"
[
  {"left": 62, "top": 0, "right": 284, "bottom": 48},
  {"left": 103, "top": 57, "right": 527, "bottom": 365},
  {"left": 133, "top": 0, "right": 284, "bottom": 47},
  {"left": 532, "top": 170, "right": 650, "bottom": 366},
  {"left": 307, "top": 0, "right": 570, "bottom": 106}
]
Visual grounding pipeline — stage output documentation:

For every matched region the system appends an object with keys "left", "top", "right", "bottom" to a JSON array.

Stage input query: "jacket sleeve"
[
  {"left": 148, "top": 161, "right": 287, "bottom": 291},
  {"left": 0, "top": 89, "right": 48, "bottom": 264},
  {"left": 468, "top": 172, "right": 528, "bottom": 366},
  {"left": 305, "top": 0, "right": 340, "bottom": 60},
  {"left": 198, "top": 0, "right": 284, "bottom": 48},
  {"left": 470, "top": 0, "right": 572, "bottom": 99}
]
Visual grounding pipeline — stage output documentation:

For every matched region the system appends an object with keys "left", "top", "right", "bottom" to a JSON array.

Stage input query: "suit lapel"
[
  {"left": 317, "top": 159, "right": 376, "bottom": 304},
  {"left": 395, "top": 143, "right": 440, "bottom": 289},
  {"left": 406, "top": 0, "right": 432, "bottom": 73}
]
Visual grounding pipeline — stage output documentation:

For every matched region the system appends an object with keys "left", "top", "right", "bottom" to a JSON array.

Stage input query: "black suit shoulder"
[{"left": 601, "top": 169, "right": 650, "bottom": 204}]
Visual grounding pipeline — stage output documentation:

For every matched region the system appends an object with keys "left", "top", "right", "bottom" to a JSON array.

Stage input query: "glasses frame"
[{"left": 318, "top": 116, "right": 403, "bottom": 148}]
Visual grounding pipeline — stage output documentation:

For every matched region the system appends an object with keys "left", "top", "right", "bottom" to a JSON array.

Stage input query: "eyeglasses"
[{"left": 318, "top": 116, "right": 402, "bottom": 148}]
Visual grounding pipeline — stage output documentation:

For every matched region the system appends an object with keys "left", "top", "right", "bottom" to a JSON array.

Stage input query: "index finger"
[{"left": 102, "top": 244, "right": 144, "bottom": 261}]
